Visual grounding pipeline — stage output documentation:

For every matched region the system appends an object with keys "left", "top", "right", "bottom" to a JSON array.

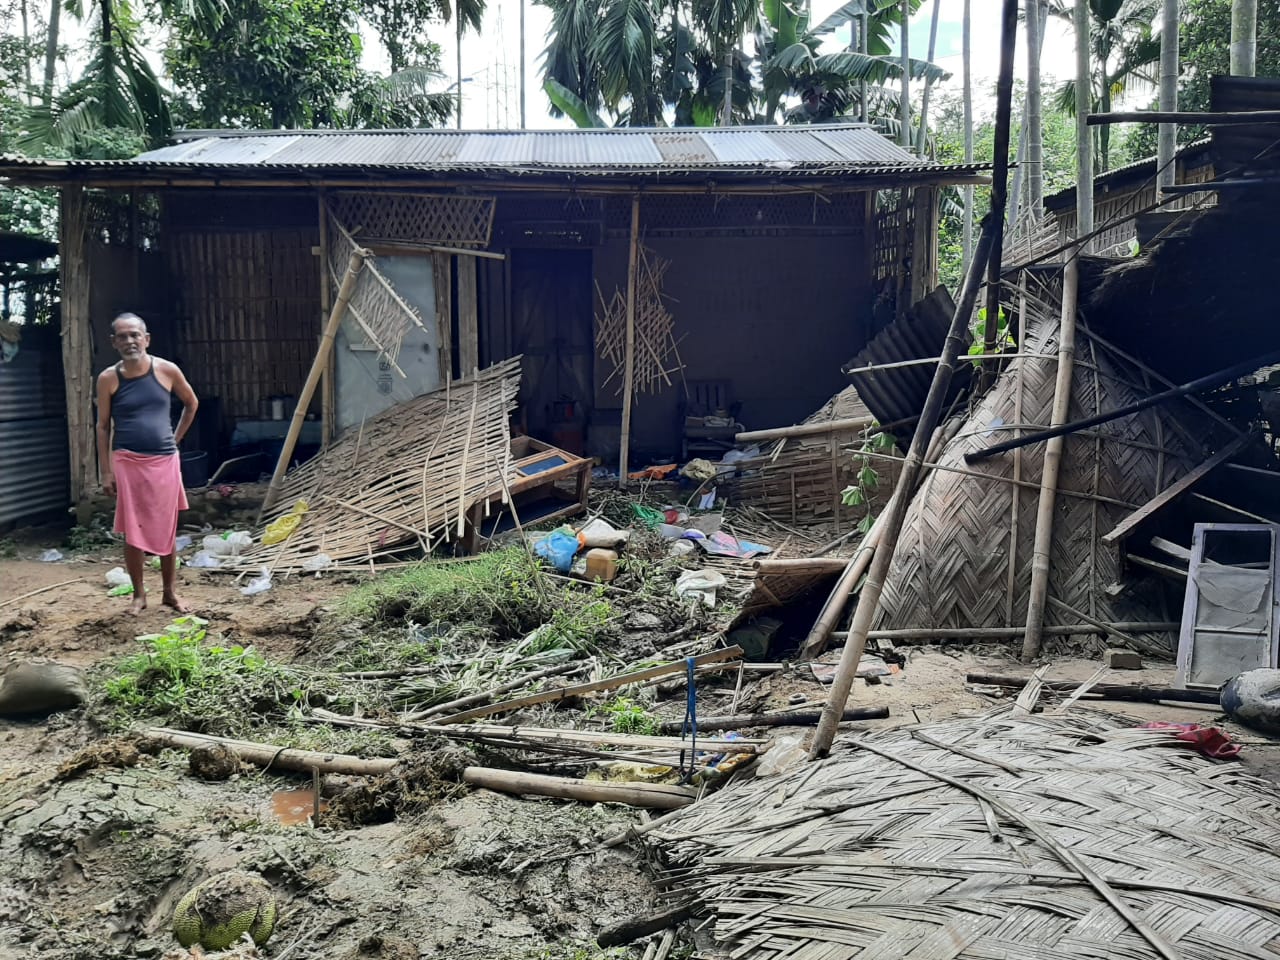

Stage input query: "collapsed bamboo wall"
[{"left": 875, "top": 275, "right": 1211, "bottom": 651}]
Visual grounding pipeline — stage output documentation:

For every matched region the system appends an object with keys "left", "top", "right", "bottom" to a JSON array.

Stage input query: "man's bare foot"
[
  {"left": 128, "top": 592, "right": 148, "bottom": 616},
  {"left": 162, "top": 592, "right": 192, "bottom": 614}
]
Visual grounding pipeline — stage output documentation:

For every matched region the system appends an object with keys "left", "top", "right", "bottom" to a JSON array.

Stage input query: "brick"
[{"left": 1105, "top": 648, "right": 1143, "bottom": 670}]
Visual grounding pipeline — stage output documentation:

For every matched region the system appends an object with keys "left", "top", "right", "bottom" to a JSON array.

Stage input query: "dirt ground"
[{"left": 3, "top": 530, "right": 1278, "bottom": 960}]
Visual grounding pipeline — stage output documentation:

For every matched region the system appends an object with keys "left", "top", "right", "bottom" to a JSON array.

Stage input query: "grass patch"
[
  {"left": 65, "top": 515, "right": 117, "bottom": 552},
  {"left": 593, "top": 695, "right": 659, "bottom": 736}
]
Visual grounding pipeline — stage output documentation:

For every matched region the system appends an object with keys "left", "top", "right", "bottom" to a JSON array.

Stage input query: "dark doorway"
[{"left": 509, "top": 249, "right": 594, "bottom": 451}]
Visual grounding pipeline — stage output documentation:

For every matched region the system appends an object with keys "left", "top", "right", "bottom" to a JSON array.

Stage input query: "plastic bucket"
[{"left": 181, "top": 450, "right": 210, "bottom": 488}]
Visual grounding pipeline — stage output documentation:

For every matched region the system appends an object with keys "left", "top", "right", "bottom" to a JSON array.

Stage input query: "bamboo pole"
[
  {"left": 1020, "top": 253, "right": 1080, "bottom": 661},
  {"left": 618, "top": 195, "right": 640, "bottom": 489},
  {"left": 752, "top": 558, "right": 850, "bottom": 575},
  {"left": 142, "top": 727, "right": 398, "bottom": 776},
  {"left": 808, "top": 208, "right": 1010, "bottom": 757},
  {"left": 735, "top": 416, "right": 873, "bottom": 444},
  {"left": 262, "top": 248, "right": 367, "bottom": 517},
  {"left": 317, "top": 189, "right": 334, "bottom": 448},
  {"left": 461, "top": 766, "right": 694, "bottom": 810}
]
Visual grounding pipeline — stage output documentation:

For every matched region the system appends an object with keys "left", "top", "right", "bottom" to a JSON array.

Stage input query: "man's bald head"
[{"left": 111, "top": 312, "right": 148, "bottom": 335}]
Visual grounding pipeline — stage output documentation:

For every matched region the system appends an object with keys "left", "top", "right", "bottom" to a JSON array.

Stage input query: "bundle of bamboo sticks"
[{"left": 596, "top": 246, "right": 683, "bottom": 396}]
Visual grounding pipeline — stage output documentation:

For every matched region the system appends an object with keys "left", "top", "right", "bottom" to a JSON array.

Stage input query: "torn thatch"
[
  {"left": 643, "top": 708, "right": 1280, "bottom": 960},
  {"left": 874, "top": 273, "right": 1214, "bottom": 652},
  {"left": 228, "top": 359, "right": 522, "bottom": 572}
]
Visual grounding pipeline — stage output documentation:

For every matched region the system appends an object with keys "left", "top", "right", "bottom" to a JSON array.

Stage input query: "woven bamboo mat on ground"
[
  {"left": 226, "top": 359, "right": 522, "bottom": 572},
  {"left": 644, "top": 708, "right": 1280, "bottom": 960}
]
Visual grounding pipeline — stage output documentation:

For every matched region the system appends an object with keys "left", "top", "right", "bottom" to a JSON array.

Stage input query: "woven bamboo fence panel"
[
  {"left": 326, "top": 209, "right": 425, "bottom": 369},
  {"left": 330, "top": 191, "right": 495, "bottom": 248},
  {"left": 728, "top": 387, "right": 900, "bottom": 528},
  {"left": 225, "top": 359, "right": 521, "bottom": 572},
  {"left": 644, "top": 708, "right": 1280, "bottom": 960},
  {"left": 874, "top": 280, "right": 1206, "bottom": 650}
]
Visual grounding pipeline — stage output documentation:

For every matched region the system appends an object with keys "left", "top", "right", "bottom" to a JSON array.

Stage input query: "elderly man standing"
[{"left": 96, "top": 312, "right": 199, "bottom": 615}]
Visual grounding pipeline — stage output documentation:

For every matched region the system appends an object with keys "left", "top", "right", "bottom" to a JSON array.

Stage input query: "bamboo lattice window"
[{"left": 330, "top": 191, "right": 496, "bottom": 248}]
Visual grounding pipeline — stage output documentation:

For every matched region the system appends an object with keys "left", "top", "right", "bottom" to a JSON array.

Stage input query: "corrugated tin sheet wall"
[
  {"left": 168, "top": 227, "right": 320, "bottom": 418},
  {"left": 0, "top": 330, "right": 70, "bottom": 527}
]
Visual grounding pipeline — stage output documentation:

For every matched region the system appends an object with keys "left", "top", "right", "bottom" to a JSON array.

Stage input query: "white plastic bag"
[
  {"left": 240, "top": 567, "right": 273, "bottom": 596},
  {"left": 675, "top": 568, "right": 727, "bottom": 607},
  {"left": 188, "top": 551, "right": 221, "bottom": 569},
  {"left": 301, "top": 553, "right": 332, "bottom": 572},
  {"left": 577, "top": 517, "right": 630, "bottom": 550},
  {"left": 104, "top": 566, "right": 131, "bottom": 587},
  {"left": 39, "top": 549, "right": 63, "bottom": 563},
  {"left": 173, "top": 534, "right": 193, "bottom": 551},
  {"left": 203, "top": 531, "right": 253, "bottom": 557},
  {"left": 757, "top": 734, "right": 808, "bottom": 777}
]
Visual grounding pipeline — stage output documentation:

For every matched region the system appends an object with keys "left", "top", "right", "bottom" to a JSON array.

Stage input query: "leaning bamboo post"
[
  {"left": 618, "top": 194, "right": 640, "bottom": 489},
  {"left": 808, "top": 219, "right": 1005, "bottom": 758},
  {"left": 1021, "top": 224, "right": 1082, "bottom": 661},
  {"left": 262, "top": 248, "right": 368, "bottom": 517}
]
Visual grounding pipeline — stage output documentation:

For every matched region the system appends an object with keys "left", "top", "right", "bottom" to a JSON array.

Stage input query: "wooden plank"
[
  {"left": 1101, "top": 432, "right": 1255, "bottom": 546},
  {"left": 457, "top": 255, "right": 479, "bottom": 377},
  {"left": 432, "top": 252, "right": 452, "bottom": 383},
  {"left": 618, "top": 195, "right": 640, "bottom": 489}
]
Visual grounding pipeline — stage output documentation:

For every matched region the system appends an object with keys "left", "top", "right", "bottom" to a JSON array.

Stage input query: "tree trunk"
[
  {"left": 1025, "top": 0, "right": 1044, "bottom": 221},
  {"left": 859, "top": 9, "right": 869, "bottom": 123},
  {"left": 1156, "top": 0, "right": 1178, "bottom": 191},
  {"left": 961, "top": 0, "right": 973, "bottom": 271},
  {"left": 720, "top": 43, "right": 733, "bottom": 125},
  {"left": 915, "top": 0, "right": 941, "bottom": 157},
  {"left": 1231, "top": 0, "right": 1257, "bottom": 76},
  {"left": 20, "top": 0, "right": 32, "bottom": 102},
  {"left": 899, "top": 0, "right": 910, "bottom": 147},
  {"left": 1074, "top": 0, "right": 1094, "bottom": 237},
  {"left": 42, "top": 0, "right": 60, "bottom": 103}
]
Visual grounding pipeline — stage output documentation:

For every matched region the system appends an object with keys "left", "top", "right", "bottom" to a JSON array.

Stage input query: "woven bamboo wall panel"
[
  {"left": 874, "top": 278, "right": 1208, "bottom": 648},
  {"left": 331, "top": 191, "right": 495, "bottom": 248},
  {"left": 168, "top": 228, "right": 320, "bottom": 418}
]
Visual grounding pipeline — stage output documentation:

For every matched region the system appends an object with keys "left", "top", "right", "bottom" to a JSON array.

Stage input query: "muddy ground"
[{"left": 3, "top": 528, "right": 1278, "bottom": 960}]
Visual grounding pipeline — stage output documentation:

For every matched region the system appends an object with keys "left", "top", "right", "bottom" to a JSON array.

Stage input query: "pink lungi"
[{"left": 112, "top": 451, "right": 189, "bottom": 556}]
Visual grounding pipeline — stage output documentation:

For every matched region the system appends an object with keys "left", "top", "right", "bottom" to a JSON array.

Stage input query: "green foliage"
[
  {"left": 967, "top": 306, "right": 1014, "bottom": 365},
  {"left": 840, "top": 423, "right": 896, "bottom": 533},
  {"left": 595, "top": 695, "right": 658, "bottom": 735},
  {"left": 65, "top": 516, "right": 118, "bottom": 552},
  {"left": 1121, "top": 0, "right": 1280, "bottom": 163},
  {"left": 100, "top": 616, "right": 292, "bottom": 733}
]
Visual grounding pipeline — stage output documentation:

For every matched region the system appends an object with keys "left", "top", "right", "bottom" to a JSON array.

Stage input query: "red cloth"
[
  {"left": 112, "top": 450, "right": 189, "bottom": 556},
  {"left": 1140, "top": 721, "right": 1241, "bottom": 760}
]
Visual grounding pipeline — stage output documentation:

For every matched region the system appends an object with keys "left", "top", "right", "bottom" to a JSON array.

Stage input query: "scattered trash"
[
  {"left": 534, "top": 529, "right": 580, "bottom": 573},
  {"left": 577, "top": 517, "right": 630, "bottom": 550},
  {"left": 188, "top": 551, "right": 221, "bottom": 569},
  {"left": 1139, "top": 721, "right": 1240, "bottom": 760},
  {"left": 698, "top": 490, "right": 717, "bottom": 510},
  {"left": 667, "top": 540, "right": 696, "bottom": 559},
  {"left": 1221, "top": 669, "right": 1280, "bottom": 736},
  {"left": 756, "top": 734, "right": 808, "bottom": 777},
  {"left": 680, "top": 459, "right": 718, "bottom": 482},
  {"left": 203, "top": 531, "right": 253, "bottom": 557},
  {"left": 147, "top": 555, "right": 181, "bottom": 570},
  {"left": 696, "top": 531, "right": 772, "bottom": 559},
  {"left": 301, "top": 553, "right": 333, "bottom": 573},
  {"left": 39, "top": 549, "right": 63, "bottom": 563},
  {"left": 240, "top": 567, "right": 273, "bottom": 596},
  {"left": 105, "top": 567, "right": 131, "bottom": 587},
  {"left": 174, "top": 534, "right": 194, "bottom": 551},
  {"left": 675, "top": 569, "right": 727, "bottom": 607},
  {"left": 584, "top": 548, "right": 619, "bottom": 583},
  {"left": 631, "top": 504, "right": 665, "bottom": 529},
  {"left": 628, "top": 463, "right": 678, "bottom": 481},
  {"left": 107, "top": 584, "right": 134, "bottom": 597},
  {"left": 261, "top": 499, "right": 309, "bottom": 546}
]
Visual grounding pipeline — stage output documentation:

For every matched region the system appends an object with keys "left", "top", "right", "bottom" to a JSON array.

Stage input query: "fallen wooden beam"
[
  {"left": 657, "top": 706, "right": 887, "bottom": 734},
  {"left": 461, "top": 766, "right": 695, "bottom": 810},
  {"left": 436, "top": 646, "right": 744, "bottom": 724},
  {"left": 597, "top": 902, "right": 698, "bottom": 948},
  {"left": 964, "top": 673, "right": 1220, "bottom": 704},
  {"left": 142, "top": 727, "right": 399, "bottom": 777},
  {"left": 1102, "top": 433, "right": 1255, "bottom": 546}
]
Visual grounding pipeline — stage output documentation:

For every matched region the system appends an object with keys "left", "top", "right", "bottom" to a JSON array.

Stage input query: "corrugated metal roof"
[{"left": 0, "top": 125, "right": 990, "bottom": 184}]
